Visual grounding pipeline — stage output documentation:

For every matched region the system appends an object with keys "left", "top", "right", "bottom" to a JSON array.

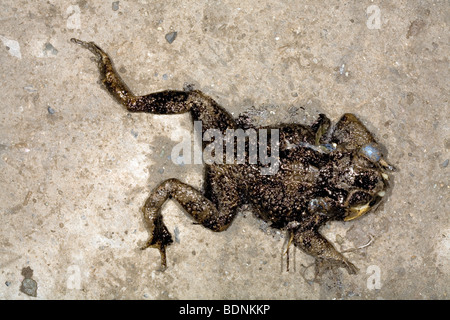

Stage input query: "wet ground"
[{"left": 0, "top": 0, "right": 448, "bottom": 299}]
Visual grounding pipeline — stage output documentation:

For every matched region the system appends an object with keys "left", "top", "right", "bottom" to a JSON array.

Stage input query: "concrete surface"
[{"left": 0, "top": 0, "right": 448, "bottom": 299}]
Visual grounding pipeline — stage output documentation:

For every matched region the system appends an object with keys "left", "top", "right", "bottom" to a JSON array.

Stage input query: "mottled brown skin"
[{"left": 71, "top": 38, "right": 395, "bottom": 275}]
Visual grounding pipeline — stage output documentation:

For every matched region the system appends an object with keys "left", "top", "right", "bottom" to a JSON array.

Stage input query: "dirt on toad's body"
[{"left": 72, "top": 38, "right": 395, "bottom": 276}]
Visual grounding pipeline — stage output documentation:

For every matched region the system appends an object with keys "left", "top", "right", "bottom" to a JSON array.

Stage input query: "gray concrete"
[{"left": 0, "top": 0, "right": 448, "bottom": 299}]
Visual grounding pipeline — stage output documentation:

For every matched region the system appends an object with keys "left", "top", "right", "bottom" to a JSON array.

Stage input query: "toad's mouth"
[
  {"left": 344, "top": 190, "right": 385, "bottom": 221},
  {"left": 344, "top": 156, "right": 393, "bottom": 222}
]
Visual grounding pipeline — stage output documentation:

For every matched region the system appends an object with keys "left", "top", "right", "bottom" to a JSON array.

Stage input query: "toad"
[{"left": 71, "top": 38, "right": 395, "bottom": 275}]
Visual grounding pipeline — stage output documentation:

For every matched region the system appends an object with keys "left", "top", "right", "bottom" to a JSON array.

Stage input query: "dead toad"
[{"left": 71, "top": 38, "right": 395, "bottom": 275}]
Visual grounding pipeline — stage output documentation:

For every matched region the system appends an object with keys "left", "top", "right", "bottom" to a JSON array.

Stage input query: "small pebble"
[
  {"left": 165, "top": 31, "right": 177, "bottom": 44},
  {"left": 442, "top": 159, "right": 449, "bottom": 168},
  {"left": 335, "top": 234, "right": 344, "bottom": 245},
  {"left": 43, "top": 42, "right": 58, "bottom": 56},
  {"left": 112, "top": 1, "right": 119, "bottom": 11},
  {"left": 47, "top": 106, "right": 55, "bottom": 114},
  {"left": 183, "top": 83, "right": 195, "bottom": 91},
  {"left": 23, "top": 85, "right": 37, "bottom": 93},
  {"left": 0, "top": 36, "right": 21, "bottom": 59},
  {"left": 20, "top": 278, "right": 37, "bottom": 297},
  {"left": 174, "top": 226, "right": 180, "bottom": 243}
]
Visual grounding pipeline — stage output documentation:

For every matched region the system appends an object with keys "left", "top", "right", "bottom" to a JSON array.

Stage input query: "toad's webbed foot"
[
  {"left": 71, "top": 38, "right": 106, "bottom": 63},
  {"left": 293, "top": 229, "right": 358, "bottom": 276},
  {"left": 140, "top": 211, "right": 173, "bottom": 270},
  {"left": 71, "top": 38, "right": 135, "bottom": 105},
  {"left": 314, "top": 256, "right": 358, "bottom": 278}
]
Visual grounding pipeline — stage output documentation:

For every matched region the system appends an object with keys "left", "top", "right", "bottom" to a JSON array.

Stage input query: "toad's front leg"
[{"left": 293, "top": 229, "right": 358, "bottom": 276}]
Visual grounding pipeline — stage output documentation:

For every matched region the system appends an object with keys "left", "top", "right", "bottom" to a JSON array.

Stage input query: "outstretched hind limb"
[
  {"left": 141, "top": 170, "right": 240, "bottom": 269},
  {"left": 71, "top": 38, "right": 192, "bottom": 114},
  {"left": 71, "top": 38, "right": 237, "bottom": 133}
]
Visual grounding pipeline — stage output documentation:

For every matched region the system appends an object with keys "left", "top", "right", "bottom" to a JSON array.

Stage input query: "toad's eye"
[
  {"left": 360, "top": 143, "right": 396, "bottom": 172},
  {"left": 360, "top": 143, "right": 382, "bottom": 162}
]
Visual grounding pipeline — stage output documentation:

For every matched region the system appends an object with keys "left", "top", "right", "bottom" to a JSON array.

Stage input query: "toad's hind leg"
[
  {"left": 141, "top": 173, "right": 239, "bottom": 269},
  {"left": 71, "top": 38, "right": 191, "bottom": 113}
]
